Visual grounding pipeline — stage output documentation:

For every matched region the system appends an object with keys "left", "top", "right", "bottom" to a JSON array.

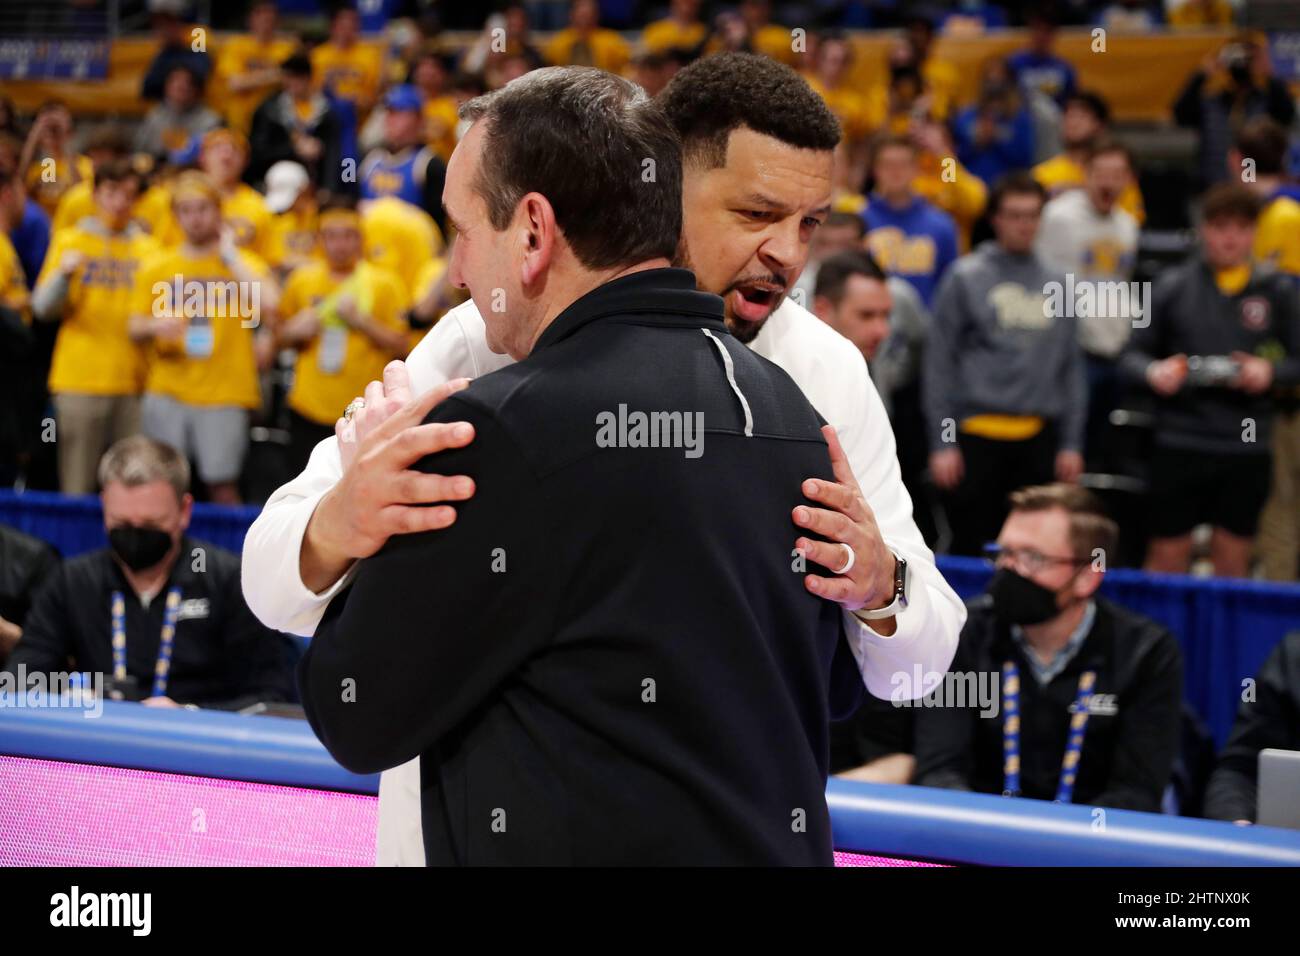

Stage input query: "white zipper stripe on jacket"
[{"left": 701, "top": 327, "right": 754, "bottom": 437}]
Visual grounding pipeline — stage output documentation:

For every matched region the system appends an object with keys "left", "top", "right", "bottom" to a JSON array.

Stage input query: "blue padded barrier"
[
  {"left": 826, "top": 779, "right": 1300, "bottom": 866},
  {"left": 3, "top": 700, "right": 1299, "bottom": 865},
  {"left": 0, "top": 489, "right": 260, "bottom": 559},
  {"left": 0, "top": 698, "right": 379, "bottom": 793},
  {"left": 4, "top": 490, "right": 1300, "bottom": 744}
]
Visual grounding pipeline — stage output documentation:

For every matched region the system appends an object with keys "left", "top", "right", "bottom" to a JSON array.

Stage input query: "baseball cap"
[
  {"left": 264, "top": 161, "right": 310, "bottom": 214},
  {"left": 384, "top": 84, "right": 424, "bottom": 113}
]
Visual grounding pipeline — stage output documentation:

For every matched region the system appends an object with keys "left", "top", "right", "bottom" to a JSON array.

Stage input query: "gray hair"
[{"left": 98, "top": 435, "right": 190, "bottom": 501}]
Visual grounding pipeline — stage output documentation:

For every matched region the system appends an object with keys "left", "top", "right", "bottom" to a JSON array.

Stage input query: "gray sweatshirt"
[{"left": 923, "top": 240, "right": 1087, "bottom": 452}]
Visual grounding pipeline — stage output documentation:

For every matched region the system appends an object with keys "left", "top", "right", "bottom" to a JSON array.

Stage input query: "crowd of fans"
[{"left": 0, "top": 0, "right": 1298, "bottom": 829}]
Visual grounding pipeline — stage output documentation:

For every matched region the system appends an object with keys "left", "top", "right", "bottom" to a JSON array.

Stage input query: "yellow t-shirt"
[
  {"left": 361, "top": 196, "right": 444, "bottom": 299},
  {"left": 52, "top": 180, "right": 95, "bottom": 234},
  {"left": 283, "top": 260, "right": 410, "bottom": 425},
  {"left": 913, "top": 153, "right": 988, "bottom": 252},
  {"left": 149, "top": 183, "right": 273, "bottom": 260},
  {"left": 266, "top": 206, "right": 321, "bottom": 274},
  {"left": 311, "top": 42, "right": 382, "bottom": 109},
  {"left": 55, "top": 180, "right": 177, "bottom": 236},
  {"left": 922, "top": 58, "right": 959, "bottom": 121},
  {"left": 545, "top": 28, "right": 632, "bottom": 74},
  {"left": 213, "top": 35, "right": 298, "bottom": 134},
  {"left": 1168, "top": 0, "right": 1235, "bottom": 28},
  {"left": 0, "top": 233, "right": 29, "bottom": 319},
  {"left": 1255, "top": 195, "right": 1300, "bottom": 277},
  {"left": 804, "top": 76, "right": 874, "bottom": 143},
  {"left": 25, "top": 154, "right": 94, "bottom": 219},
  {"left": 220, "top": 184, "right": 273, "bottom": 259},
  {"left": 412, "top": 257, "right": 445, "bottom": 303},
  {"left": 1033, "top": 153, "right": 1146, "bottom": 225},
  {"left": 422, "top": 95, "right": 461, "bottom": 164},
  {"left": 132, "top": 246, "right": 269, "bottom": 409},
  {"left": 641, "top": 19, "right": 707, "bottom": 53},
  {"left": 132, "top": 183, "right": 175, "bottom": 238},
  {"left": 40, "top": 224, "right": 156, "bottom": 396},
  {"left": 753, "top": 24, "right": 798, "bottom": 66}
]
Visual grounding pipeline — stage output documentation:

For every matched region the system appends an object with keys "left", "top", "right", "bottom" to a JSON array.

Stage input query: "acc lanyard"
[
  {"left": 1001, "top": 661, "right": 1096, "bottom": 804},
  {"left": 111, "top": 587, "right": 183, "bottom": 699}
]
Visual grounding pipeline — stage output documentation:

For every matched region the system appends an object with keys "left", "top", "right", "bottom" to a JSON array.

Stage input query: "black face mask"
[
  {"left": 987, "top": 567, "right": 1068, "bottom": 626},
  {"left": 108, "top": 525, "right": 175, "bottom": 572}
]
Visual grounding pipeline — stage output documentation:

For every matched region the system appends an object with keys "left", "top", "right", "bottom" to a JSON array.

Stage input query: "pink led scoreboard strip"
[
  {"left": 0, "top": 755, "right": 932, "bottom": 867},
  {"left": 0, "top": 756, "right": 377, "bottom": 867}
]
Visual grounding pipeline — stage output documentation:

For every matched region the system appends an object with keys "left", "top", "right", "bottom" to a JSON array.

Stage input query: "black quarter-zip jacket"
[
  {"left": 913, "top": 595, "right": 1184, "bottom": 813},
  {"left": 300, "top": 268, "right": 863, "bottom": 865}
]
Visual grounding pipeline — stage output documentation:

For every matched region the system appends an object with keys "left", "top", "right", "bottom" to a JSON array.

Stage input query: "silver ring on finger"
[{"left": 832, "top": 542, "right": 855, "bottom": 576}]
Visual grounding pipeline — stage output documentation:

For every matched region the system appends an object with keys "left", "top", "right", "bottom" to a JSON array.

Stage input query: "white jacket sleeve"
[
  {"left": 835, "top": 357, "right": 965, "bottom": 702},
  {"left": 241, "top": 303, "right": 503, "bottom": 636}
]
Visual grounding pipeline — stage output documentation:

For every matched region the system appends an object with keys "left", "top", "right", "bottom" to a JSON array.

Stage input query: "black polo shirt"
[
  {"left": 301, "top": 267, "right": 863, "bottom": 865},
  {"left": 6, "top": 535, "right": 294, "bottom": 709}
]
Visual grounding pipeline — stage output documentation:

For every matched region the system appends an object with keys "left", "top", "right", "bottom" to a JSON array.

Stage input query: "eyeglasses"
[{"left": 982, "top": 543, "right": 1090, "bottom": 576}]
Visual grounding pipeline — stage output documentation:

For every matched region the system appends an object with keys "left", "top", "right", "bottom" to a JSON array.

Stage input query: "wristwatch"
[{"left": 853, "top": 553, "right": 909, "bottom": 622}]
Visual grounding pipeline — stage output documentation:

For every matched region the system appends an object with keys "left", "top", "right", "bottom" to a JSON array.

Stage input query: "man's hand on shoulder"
[
  {"left": 300, "top": 362, "right": 478, "bottom": 594},
  {"left": 793, "top": 425, "right": 898, "bottom": 634}
]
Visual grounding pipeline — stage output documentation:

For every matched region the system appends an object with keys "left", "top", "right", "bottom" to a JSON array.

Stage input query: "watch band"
[{"left": 854, "top": 553, "right": 908, "bottom": 621}]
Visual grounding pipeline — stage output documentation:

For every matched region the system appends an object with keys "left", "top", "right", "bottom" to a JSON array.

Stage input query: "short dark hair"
[
  {"left": 1234, "top": 116, "right": 1289, "bottom": 176},
  {"left": 824, "top": 210, "right": 865, "bottom": 235},
  {"left": 1085, "top": 136, "right": 1133, "bottom": 169},
  {"left": 92, "top": 157, "right": 141, "bottom": 190},
  {"left": 870, "top": 131, "right": 917, "bottom": 169},
  {"left": 988, "top": 171, "right": 1047, "bottom": 216},
  {"left": 84, "top": 124, "right": 132, "bottom": 157},
  {"left": 1202, "top": 183, "right": 1262, "bottom": 224},
  {"left": 318, "top": 194, "right": 358, "bottom": 215},
  {"left": 1008, "top": 483, "right": 1117, "bottom": 563},
  {"left": 1065, "top": 90, "right": 1110, "bottom": 125},
  {"left": 282, "top": 52, "right": 312, "bottom": 76},
  {"left": 459, "top": 67, "right": 681, "bottom": 271},
  {"left": 656, "top": 52, "right": 841, "bottom": 169},
  {"left": 165, "top": 64, "right": 203, "bottom": 91},
  {"left": 814, "top": 249, "right": 886, "bottom": 304}
]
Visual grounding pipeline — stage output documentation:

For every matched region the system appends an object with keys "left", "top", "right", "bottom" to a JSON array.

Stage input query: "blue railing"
[
  {"left": 3, "top": 700, "right": 1298, "bottom": 866},
  {"left": 4, "top": 488, "right": 1298, "bottom": 745}
]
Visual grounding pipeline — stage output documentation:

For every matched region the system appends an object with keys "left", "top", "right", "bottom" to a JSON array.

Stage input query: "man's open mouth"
[{"left": 730, "top": 282, "right": 785, "bottom": 324}]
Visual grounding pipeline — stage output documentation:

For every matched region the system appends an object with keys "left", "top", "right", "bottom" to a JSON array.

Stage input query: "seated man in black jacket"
[
  {"left": 1205, "top": 631, "right": 1300, "bottom": 824},
  {"left": 0, "top": 523, "right": 59, "bottom": 667},
  {"left": 299, "top": 66, "right": 862, "bottom": 865},
  {"left": 5, "top": 436, "right": 293, "bottom": 710},
  {"left": 914, "top": 483, "right": 1184, "bottom": 812}
]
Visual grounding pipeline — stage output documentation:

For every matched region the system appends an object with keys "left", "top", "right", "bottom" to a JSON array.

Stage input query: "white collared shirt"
[{"left": 242, "top": 294, "right": 964, "bottom": 865}]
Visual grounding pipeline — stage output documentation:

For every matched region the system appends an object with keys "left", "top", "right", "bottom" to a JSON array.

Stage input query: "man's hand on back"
[{"left": 300, "top": 361, "right": 477, "bottom": 594}]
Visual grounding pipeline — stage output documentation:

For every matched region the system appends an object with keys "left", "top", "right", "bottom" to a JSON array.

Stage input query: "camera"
[{"left": 1185, "top": 355, "right": 1241, "bottom": 387}]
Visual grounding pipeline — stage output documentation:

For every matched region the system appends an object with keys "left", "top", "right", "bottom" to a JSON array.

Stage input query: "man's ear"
[
  {"left": 518, "top": 192, "right": 556, "bottom": 288},
  {"left": 1075, "top": 567, "right": 1103, "bottom": 601}
]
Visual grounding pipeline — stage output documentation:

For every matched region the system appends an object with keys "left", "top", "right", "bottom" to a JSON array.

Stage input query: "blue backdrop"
[{"left": 4, "top": 489, "right": 1297, "bottom": 746}]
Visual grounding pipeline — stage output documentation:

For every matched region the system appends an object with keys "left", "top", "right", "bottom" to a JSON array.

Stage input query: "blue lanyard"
[
  {"left": 1001, "top": 661, "right": 1097, "bottom": 803},
  {"left": 111, "top": 587, "right": 183, "bottom": 699}
]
